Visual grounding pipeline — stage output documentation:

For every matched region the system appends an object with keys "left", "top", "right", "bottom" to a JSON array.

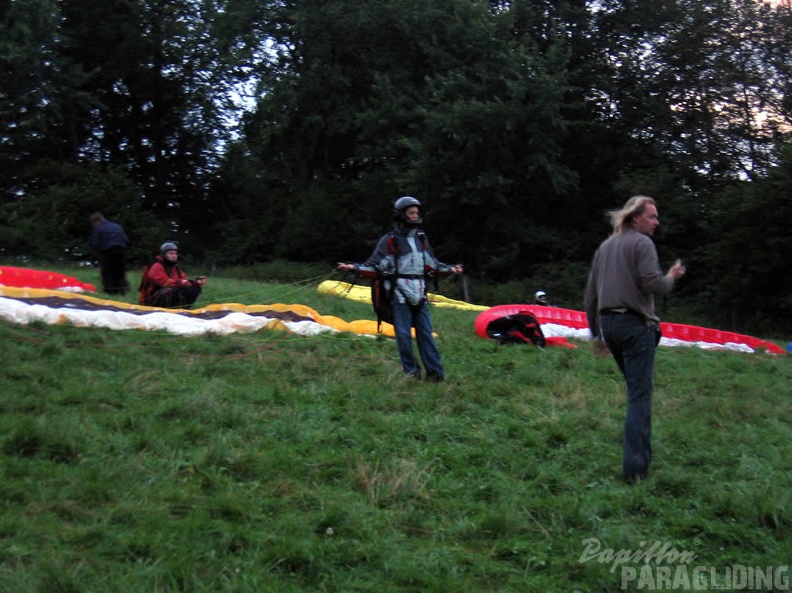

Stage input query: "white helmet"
[
  {"left": 535, "top": 290, "right": 547, "bottom": 302},
  {"left": 160, "top": 242, "right": 178, "bottom": 254}
]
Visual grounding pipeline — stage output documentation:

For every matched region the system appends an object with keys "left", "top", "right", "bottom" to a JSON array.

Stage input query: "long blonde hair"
[{"left": 608, "top": 195, "right": 655, "bottom": 236}]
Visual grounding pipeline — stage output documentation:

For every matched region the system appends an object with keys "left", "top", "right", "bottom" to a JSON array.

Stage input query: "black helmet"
[
  {"left": 160, "top": 242, "right": 178, "bottom": 254},
  {"left": 393, "top": 196, "right": 423, "bottom": 227}
]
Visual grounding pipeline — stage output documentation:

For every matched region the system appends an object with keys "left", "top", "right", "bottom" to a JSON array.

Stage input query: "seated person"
[{"left": 139, "top": 242, "right": 206, "bottom": 308}]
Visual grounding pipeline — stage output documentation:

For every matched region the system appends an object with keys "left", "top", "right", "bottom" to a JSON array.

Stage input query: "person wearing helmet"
[
  {"left": 392, "top": 196, "right": 423, "bottom": 227},
  {"left": 534, "top": 290, "right": 549, "bottom": 306},
  {"left": 337, "top": 196, "right": 463, "bottom": 381},
  {"left": 138, "top": 242, "right": 207, "bottom": 308}
]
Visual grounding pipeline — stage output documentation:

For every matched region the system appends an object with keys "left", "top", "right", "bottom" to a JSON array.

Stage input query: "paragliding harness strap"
[
  {"left": 375, "top": 232, "right": 432, "bottom": 332},
  {"left": 371, "top": 275, "right": 394, "bottom": 332},
  {"left": 339, "top": 259, "right": 397, "bottom": 333},
  {"left": 485, "top": 313, "right": 546, "bottom": 348},
  {"left": 138, "top": 262, "right": 155, "bottom": 306}
]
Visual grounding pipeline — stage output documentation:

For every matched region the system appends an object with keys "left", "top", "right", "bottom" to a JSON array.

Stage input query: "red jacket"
[{"left": 139, "top": 256, "right": 192, "bottom": 305}]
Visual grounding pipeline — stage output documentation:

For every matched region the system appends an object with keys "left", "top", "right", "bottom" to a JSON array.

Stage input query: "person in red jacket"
[{"left": 139, "top": 242, "right": 207, "bottom": 308}]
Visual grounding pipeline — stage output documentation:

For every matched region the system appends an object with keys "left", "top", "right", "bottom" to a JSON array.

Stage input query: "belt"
[
  {"left": 396, "top": 274, "right": 425, "bottom": 279},
  {"left": 601, "top": 308, "right": 633, "bottom": 315}
]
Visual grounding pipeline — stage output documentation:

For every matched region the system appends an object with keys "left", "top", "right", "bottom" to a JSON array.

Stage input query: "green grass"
[{"left": 1, "top": 266, "right": 791, "bottom": 592}]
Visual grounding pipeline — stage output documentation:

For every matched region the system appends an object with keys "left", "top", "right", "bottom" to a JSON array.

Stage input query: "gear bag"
[{"left": 485, "top": 313, "right": 546, "bottom": 347}]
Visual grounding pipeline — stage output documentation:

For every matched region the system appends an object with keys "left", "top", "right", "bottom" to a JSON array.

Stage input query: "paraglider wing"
[
  {"left": 0, "top": 286, "right": 396, "bottom": 338},
  {"left": 0, "top": 266, "right": 96, "bottom": 292},
  {"left": 475, "top": 304, "right": 785, "bottom": 355},
  {"left": 318, "top": 280, "right": 489, "bottom": 312}
]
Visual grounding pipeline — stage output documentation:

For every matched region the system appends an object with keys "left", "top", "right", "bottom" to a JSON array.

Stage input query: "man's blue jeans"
[
  {"left": 392, "top": 302, "right": 445, "bottom": 380},
  {"left": 600, "top": 311, "right": 659, "bottom": 482}
]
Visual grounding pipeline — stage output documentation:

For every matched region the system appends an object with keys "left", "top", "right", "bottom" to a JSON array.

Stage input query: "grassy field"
[{"left": 1, "top": 266, "right": 791, "bottom": 592}]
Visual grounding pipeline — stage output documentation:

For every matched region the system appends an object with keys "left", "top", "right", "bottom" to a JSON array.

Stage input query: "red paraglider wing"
[{"left": 0, "top": 266, "right": 96, "bottom": 292}]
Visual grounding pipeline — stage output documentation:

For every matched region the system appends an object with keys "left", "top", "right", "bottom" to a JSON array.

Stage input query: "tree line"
[{"left": 1, "top": 0, "right": 791, "bottom": 332}]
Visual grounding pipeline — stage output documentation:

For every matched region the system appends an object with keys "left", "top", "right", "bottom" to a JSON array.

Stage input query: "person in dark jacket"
[
  {"left": 90, "top": 212, "right": 129, "bottom": 295},
  {"left": 139, "top": 242, "right": 207, "bottom": 308},
  {"left": 337, "top": 196, "right": 463, "bottom": 381}
]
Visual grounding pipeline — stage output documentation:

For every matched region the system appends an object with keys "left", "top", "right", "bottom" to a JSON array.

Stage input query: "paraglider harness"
[
  {"left": 485, "top": 313, "right": 546, "bottom": 348},
  {"left": 137, "top": 260, "right": 159, "bottom": 306},
  {"left": 347, "top": 231, "right": 437, "bottom": 332}
]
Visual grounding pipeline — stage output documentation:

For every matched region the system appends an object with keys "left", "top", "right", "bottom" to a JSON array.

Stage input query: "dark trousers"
[
  {"left": 148, "top": 285, "right": 202, "bottom": 309},
  {"left": 392, "top": 302, "right": 445, "bottom": 381},
  {"left": 600, "top": 311, "right": 659, "bottom": 483},
  {"left": 99, "top": 246, "right": 128, "bottom": 295}
]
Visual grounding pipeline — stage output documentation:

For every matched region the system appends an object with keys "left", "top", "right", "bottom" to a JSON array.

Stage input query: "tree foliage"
[
  {"left": 698, "top": 145, "right": 792, "bottom": 331},
  {"left": 1, "top": 0, "right": 245, "bottom": 261}
]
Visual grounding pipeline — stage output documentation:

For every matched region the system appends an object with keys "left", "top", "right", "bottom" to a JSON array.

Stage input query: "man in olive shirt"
[{"left": 584, "top": 196, "right": 686, "bottom": 484}]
